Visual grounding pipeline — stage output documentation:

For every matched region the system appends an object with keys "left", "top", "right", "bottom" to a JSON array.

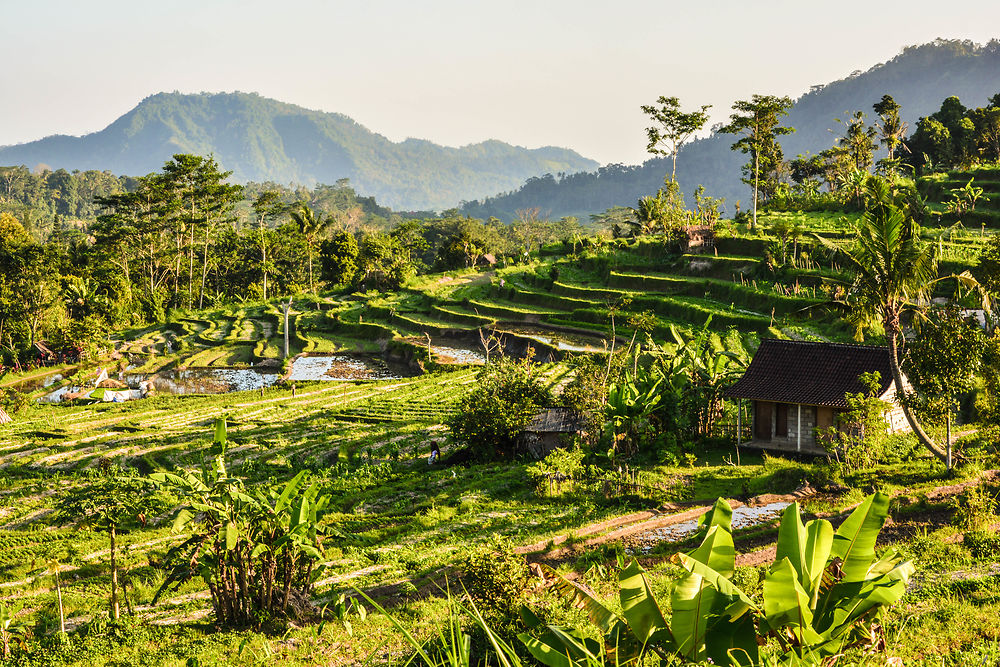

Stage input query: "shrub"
[
  {"left": 963, "top": 530, "right": 1000, "bottom": 560},
  {"left": 446, "top": 356, "right": 553, "bottom": 460},
  {"left": 151, "top": 419, "right": 333, "bottom": 629},
  {"left": 0, "top": 389, "right": 28, "bottom": 416},
  {"left": 462, "top": 539, "right": 530, "bottom": 634},
  {"left": 953, "top": 484, "right": 998, "bottom": 532},
  {"left": 526, "top": 447, "right": 586, "bottom": 496}
]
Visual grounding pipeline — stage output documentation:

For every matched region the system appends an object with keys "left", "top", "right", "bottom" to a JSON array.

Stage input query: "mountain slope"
[
  {"left": 0, "top": 91, "right": 598, "bottom": 211},
  {"left": 463, "top": 38, "right": 1000, "bottom": 221}
]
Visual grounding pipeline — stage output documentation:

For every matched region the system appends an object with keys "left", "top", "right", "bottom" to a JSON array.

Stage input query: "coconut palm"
[
  {"left": 289, "top": 204, "right": 333, "bottom": 293},
  {"left": 817, "top": 175, "right": 985, "bottom": 464}
]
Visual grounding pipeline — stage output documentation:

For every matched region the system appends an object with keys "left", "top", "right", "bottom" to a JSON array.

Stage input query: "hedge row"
[
  {"left": 431, "top": 305, "right": 496, "bottom": 326},
  {"left": 466, "top": 299, "right": 565, "bottom": 319}
]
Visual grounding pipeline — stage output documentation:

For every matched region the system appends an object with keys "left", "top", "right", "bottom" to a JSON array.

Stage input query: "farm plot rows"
[{"left": 0, "top": 361, "right": 613, "bottom": 640}]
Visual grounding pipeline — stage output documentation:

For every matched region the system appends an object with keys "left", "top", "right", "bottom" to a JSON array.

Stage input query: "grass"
[{"left": 2, "top": 209, "right": 999, "bottom": 663}]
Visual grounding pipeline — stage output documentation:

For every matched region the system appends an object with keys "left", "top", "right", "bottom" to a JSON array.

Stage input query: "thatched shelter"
[
  {"left": 0, "top": 408, "right": 11, "bottom": 424},
  {"left": 521, "top": 408, "right": 587, "bottom": 458}
]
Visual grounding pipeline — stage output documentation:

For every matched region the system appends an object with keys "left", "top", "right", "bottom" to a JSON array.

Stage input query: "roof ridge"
[{"left": 760, "top": 338, "right": 888, "bottom": 351}]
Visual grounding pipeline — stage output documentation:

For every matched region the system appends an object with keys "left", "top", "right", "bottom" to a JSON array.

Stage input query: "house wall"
[
  {"left": 750, "top": 401, "right": 826, "bottom": 455},
  {"left": 879, "top": 382, "right": 914, "bottom": 434},
  {"left": 747, "top": 388, "right": 912, "bottom": 457}
]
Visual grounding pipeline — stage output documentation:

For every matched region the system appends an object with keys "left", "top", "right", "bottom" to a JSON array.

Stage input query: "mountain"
[
  {"left": 0, "top": 91, "right": 598, "bottom": 211},
  {"left": 462, "top": 38, "right": 1000, "bottom": 221}
]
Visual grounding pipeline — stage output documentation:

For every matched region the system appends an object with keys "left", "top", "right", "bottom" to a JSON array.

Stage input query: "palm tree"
[
  {"left": 289, "top": 204, "right": 333, "bottom": 293},
  {"left": 817, "top": 175, "right": 981, "bottom": 464}
]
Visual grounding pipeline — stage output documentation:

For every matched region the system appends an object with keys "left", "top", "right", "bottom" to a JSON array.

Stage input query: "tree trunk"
[
  {"left": 752, "top": 147, "right": 759, "bottom": 232},
  {"left": 283, "top": 297, "right": 292, "bottom": 358},
  {"left": 886, "top": 325, "right": 948, "bottom": 463},
  {"left": 946, "top": 409, "right": 952, "bottom": 471},
  {"left": 188, "top": 223, "right": 195, "bottom": 307},
  {"left": 110, "top": 525, "right": 120, "bottom": 620},
  {"left": 199, "top": 224, "right": 210, "bottom": 310},
  {"left": 260, "top": 221, "right": 268, "bottom": 301},
  {"left": 307, "top": 242, "right": 314, "bottom": 294}
]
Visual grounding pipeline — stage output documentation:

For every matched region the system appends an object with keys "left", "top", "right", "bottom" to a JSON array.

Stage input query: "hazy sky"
[{"left": 3, "top": 0, "right": 1000, "bottom": 165}]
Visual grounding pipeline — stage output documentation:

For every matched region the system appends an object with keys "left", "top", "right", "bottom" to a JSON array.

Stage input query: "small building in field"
[
  {"left": 682, "top": 225, "right": 716, "bottom": 253},
  {"left": 33, "top": 341, "right": 58, "bottom": 365},
  {"left": 521, "top": 408, "right": 587, "bottom": 458},
  {"left": 723, "top": 339, "right": 911, "bottom": 456}
]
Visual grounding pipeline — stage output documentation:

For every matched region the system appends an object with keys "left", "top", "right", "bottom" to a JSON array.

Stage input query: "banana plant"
[
  {"left": 523, "top": 493, "right": 911, "bottom": 666},
  {"left": 152, "top": 418, "right": 335, "bottom": 628},
  {"left": 0, "top": 601, "right": 27, "bottom": 660},
  {"left": 519, "top": 498, "right": 755, "bottom": 666},
  {"left": 604, "top": 371, "right": 663, "bottom": 454}
]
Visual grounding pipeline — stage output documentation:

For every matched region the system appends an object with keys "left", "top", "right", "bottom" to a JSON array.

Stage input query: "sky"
[{"left": 2, "top": 0, "right": 1000, "bottom": 166}]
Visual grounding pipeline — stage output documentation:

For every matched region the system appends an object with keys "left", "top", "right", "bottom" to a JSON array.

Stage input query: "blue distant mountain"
[{"left": 0, "top": 91, "right": 599, "bottom": 211}]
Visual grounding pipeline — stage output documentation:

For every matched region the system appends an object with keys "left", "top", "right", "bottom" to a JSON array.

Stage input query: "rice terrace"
[{"left": 3, "top": 10, "right": 1000, "bottom": 666}]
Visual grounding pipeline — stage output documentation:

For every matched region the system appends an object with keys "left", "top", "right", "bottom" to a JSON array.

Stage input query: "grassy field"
[{"left": 1, "top": 212, "right": 999, "bottom": 665}]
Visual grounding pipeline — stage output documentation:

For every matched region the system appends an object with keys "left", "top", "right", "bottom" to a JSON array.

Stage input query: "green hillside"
[
  {"left": 1, "top": 205, "right": 998, "bottom": 664},
  {"left": 464, "top": 39, "right": 1000, "bottom": 220},
  {"left": 0, "top": 91, "right": 598, "bottom": 211}
]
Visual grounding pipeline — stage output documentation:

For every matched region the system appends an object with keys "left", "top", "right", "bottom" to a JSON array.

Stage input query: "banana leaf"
[
  {"left": 619, "top": 560, "right": 675, "bottom": 654},
  {"left": 762, "top": 558, "right": 823, "bottom": 647}
]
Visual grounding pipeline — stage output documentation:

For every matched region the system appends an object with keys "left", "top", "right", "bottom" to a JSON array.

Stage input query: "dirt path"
[{"left": 521, "top": 471, "right": 1000, "bottom": 571}]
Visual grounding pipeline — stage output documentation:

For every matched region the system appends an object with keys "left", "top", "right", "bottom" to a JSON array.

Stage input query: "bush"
[
  {"left": 151, "top": 419, "right": 333, "bottom": 629},
  {"left": 963, "top": 530, "right": 1000, "bottom": 560},
  {"left": 446, "top": 356, "right": 553, "bottom": 460},
  {"left": 462, "top": 539, "right": 530, "bottom": 633},
  {"left": 0, "top": 389, "right": 29, "bottom": 415},
  {"left": 526, "top": 447, "right": 586, "bottom": 496},
  {"left": 953, "top": 485, "right": 998, "bottom": 532}
]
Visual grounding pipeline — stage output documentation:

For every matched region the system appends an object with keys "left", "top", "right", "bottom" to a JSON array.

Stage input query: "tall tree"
[
  {"left": 55, "top": 470, "right": 166, "bottom": 620},
  {"left": 197, "top": 168, "right": 243, "bottom": 309},
  {"left": 904, "top": 306, "right": 987, "bottom": 470},
  {"left": 817, "top": 175, "right": 983, "bottom": 464},
  {"left": 837, "top": 111, "right": 878, "bottom": 172},
  {"left": 251, "top": 190, "right": 285, "bottom": 301},
  {"left": 873, "top": 95, "right": 907, "bottom": 171},
  {"left": 640, "top": 96, "right": 711, "bottom": 182},
  {"left": 720, "top": 95, "right": 795, "bottom": 231},
  {"left": 161, "top": 154, "right": 208, "bottom": 307}
]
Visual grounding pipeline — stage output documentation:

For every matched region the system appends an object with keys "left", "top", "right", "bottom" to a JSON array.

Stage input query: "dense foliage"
[{"left": 446, "top": 355, "right": 554, "bottom": 460}]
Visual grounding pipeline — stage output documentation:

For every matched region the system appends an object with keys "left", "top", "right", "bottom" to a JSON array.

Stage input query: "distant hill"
[
  {"left": 463, "top": 39, "right": 1000, "bottom": 221},
  {"left": 0, "top": 91, "right": 598, "bottom": 211}
]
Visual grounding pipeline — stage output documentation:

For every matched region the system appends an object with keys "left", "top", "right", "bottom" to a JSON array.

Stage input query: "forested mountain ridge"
[
  {"left": 463, "top": 38, "right": 1000, "bottom": 220},
  {"left": 0, "top": 91, "right": 598, "bottom": 211}
]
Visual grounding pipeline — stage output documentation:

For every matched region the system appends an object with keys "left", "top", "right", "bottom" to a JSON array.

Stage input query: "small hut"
[
  {"left": 724, "top": 339, "right": 911, "bottom": 455},
  {"left": 34, "top": 341, "right": 57, "bottom": 365},
  {"left": 0, "top": 408, "right": 11, "bottom": 424},
  {"left": 682, "top": 225, "right": 716, "bottom": 253},
  {"left": 521, "top": 408, "right": 587, "bottom": 458}
]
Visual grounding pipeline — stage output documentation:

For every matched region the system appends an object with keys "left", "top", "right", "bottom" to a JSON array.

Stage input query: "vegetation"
[{"left": 3, "top": 41, "right": 1000, "bottom": 666}]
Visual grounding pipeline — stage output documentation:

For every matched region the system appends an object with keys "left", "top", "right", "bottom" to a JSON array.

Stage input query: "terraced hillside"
[
  {"left": 919, "top": 165, "right": 1000, "bottom": 229},
  {"left": 1, "top": 213, "right": 997, "bottom": 665}
]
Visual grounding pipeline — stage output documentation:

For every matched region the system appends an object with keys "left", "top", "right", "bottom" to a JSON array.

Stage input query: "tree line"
[{"left": 0, "top": 155, "right": 586, "bottom": 368}]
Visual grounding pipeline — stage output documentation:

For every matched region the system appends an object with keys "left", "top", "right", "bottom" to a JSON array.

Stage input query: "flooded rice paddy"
[{"left": 493, "top": 325, "right": 609, "bottom": 353}]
